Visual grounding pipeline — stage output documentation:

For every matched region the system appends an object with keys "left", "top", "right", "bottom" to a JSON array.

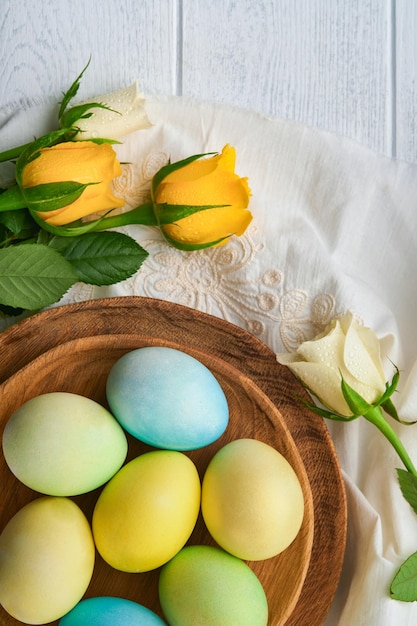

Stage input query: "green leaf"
[
  {"left": 0, "top": 209, "right": 36, "bottom": 236},
  {"left": 22, "top": 181, "right": 93, "bottom": 212},
  {"left": 49, "top": 231, "right": 148, "bottom": 285},
  {"left": 397, "top": 469, "right": 417, "bottom": 514},
  {"left": 0, "top": 244, "right": 78, "bottom": 309},
  {"left": 154, "top": 202, "right": 229, "bottom": 225},
  {"left": 391, "top": 551, "right": 417, "bottom": 601}
]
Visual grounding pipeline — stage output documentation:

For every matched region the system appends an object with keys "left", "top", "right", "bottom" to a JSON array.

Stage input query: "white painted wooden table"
[
  {"left": 1, "top": 0, "right": 417, "bottom": 163},
  {"left": 2, "top": 2, "right": 417, "bottom": 625}
]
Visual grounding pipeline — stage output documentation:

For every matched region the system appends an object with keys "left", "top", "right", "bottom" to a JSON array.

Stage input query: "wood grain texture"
[
  {"left": 395, "top": 0, "right": 417, "bottom": 162},
  {"left": 181, "top": 0, "right": 390, "bottom": 154},
  {"left": 0, "top": 297, "right": 347, "bottom": 626},
  {"left": 0, "top": 0, "right": 175, "bottom": 109},
  {"left": 1, "top": 1, "right": 417, "bottom": 162},
  {"left": 0, "top": 333, "right": 315, "bottom": 626}
]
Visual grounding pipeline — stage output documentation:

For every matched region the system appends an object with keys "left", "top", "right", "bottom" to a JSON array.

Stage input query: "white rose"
[
  {"left": 72, "top": 81, "right": 151, "bottom": 140},
  {"left": 276, "top": 311, "right": 386, "bottom": 416}
]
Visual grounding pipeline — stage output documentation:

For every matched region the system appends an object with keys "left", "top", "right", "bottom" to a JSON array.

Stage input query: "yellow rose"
[
  {"left": 277, "top": 312, "right": 387, "bottom": 416},
  {"left": 22, "top": 141, "right": 124, "bottom": 226},
  {"left": 153, "top": 144, "right": 252, "bottom": 248}
]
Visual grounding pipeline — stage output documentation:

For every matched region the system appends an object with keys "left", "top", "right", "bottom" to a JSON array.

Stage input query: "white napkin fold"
[{"left": 2, "top": 94, "right": 417, "bottom": 625}]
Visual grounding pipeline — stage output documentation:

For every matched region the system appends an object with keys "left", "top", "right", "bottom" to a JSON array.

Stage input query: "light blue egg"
[
  {"left": 59, "top": 596, "right": 167, "bottom": 625},
  {"left": 106, "top": 347, "right": 229, "bottom": 450}
]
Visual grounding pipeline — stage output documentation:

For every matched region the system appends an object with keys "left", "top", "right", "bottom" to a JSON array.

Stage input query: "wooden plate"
[{"left": 0, "top": 297, "right": 346, "bottom": 625}]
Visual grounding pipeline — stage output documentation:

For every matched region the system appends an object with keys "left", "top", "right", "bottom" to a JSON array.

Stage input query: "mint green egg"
[
  {"left": 158, "top": 545, "right": 268, "bottom": 626},
  {"left": 2, "top": 392, "right": 128, "bottom": 496}
]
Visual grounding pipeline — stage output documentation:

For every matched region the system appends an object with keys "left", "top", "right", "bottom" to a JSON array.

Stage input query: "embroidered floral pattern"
[{"left": 2, "top": 149, "right": 339, "bottom": 350}]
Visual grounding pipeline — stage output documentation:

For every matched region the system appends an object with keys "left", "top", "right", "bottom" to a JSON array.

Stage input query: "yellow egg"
[
  {"left": 92, "top": 450, "right": 201, "bottom": 572},
  {"left": 201, "top": 438, "right": 304, "bottom": 560},
  {"left": 0, "top": 496, "right": 95, "bottom": 624}
]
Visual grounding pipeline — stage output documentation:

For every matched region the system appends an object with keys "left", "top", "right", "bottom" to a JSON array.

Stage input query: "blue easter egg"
[
  {"left": 59, "top": 596, "right": 166, "bottom": 625},
  {"left": 106, "top": 347, "right": 229, "bottom": 450}
]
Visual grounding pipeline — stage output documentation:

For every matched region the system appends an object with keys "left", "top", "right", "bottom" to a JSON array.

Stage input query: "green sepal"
[
  {"left": 160, "top": 228, "right": 231, "bottom": 251},
  {"left": 58, "top": 59, "right": 91, "bottom": 125},
  {"left": 22, "top": 181, "right": 95, "bottom": 213},
  {"left": 341, "top": 375, "right": 373, "bottom": 415},
  {"left": 62, "top": 102, "right": 118, "bottom": 131},
  {"left": 390, "top": 551, "right": 417, "bottom": 601},
  {"left": 154, "top": 202, "right": 229, "bottom": 225},
  {"left": 15, "top": 129, "right": 76, "bottom": 186},
  {"left": 297, "top": 395, "right": 359, "bottom": 422},
  {"left": 151, "top": 152, "right": 216, "bottom": 196},
  {"left": 28, "top": 207, "right": 113, "bottom": 237},
  {"left": 397, "top": 468, "right": 417, "bottom": 514}
]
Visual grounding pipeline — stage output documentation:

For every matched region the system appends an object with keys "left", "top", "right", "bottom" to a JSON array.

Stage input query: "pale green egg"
[
  {"left": 2, "top": 392, "right": 128, "bottom": 496},
  {"left": 158, "top": 545, "right": 268, "bottom": 626}
]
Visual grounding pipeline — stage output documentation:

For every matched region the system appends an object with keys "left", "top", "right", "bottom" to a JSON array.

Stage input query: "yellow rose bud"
[
  {"left": 22, "top": 141, "right": 124, "bottom": 226},
  {"left": 154, "top": 144, "right": 252, "bottom": 247}
]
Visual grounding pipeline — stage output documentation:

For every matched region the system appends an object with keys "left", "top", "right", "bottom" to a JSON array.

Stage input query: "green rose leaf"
[
  {"left": 0, "top": 209, "right": 39, "bottom": 243},
  {"left": 50, "top": 231, "right": 148, "bottom": 285},
  {"left": 0, "top": 244, "right": 78, "bottom": 309},
  {"left": 397, "top": 469, "right": 417, "bottom": 514},
  {"left": 391, "top": 551, "right": 417, "bottom": 601}
]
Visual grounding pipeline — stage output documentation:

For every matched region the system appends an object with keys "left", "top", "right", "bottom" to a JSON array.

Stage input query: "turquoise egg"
[
  {"left": 106, "top": 347, "right": 229, "bottom": 450},
  {"left": 59, "top": 596, "right": 166, "bottom": 625}
]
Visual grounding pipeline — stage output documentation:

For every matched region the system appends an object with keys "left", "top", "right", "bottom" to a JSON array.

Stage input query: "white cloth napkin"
[{"left": 2, "top": 94, "right": 417, "bottom": 625}]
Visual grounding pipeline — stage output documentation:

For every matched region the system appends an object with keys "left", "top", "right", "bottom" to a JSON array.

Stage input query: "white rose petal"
[
  {"left": 343, "top": 323, "right": 385, "bottom": 392},
  {"left": 285, "top": 360, "right": 351, "bottom": 416},
  {"left": 73, "top": 81, "right": 152, "bottom": 140},
  {"left": 296, "top": 321, "right": 345, "bottom": 368}
]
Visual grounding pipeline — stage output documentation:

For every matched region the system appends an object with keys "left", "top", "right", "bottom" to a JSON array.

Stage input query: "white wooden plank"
[
  {"left": 395, "top": 0, "right": 417, "bottom": 163},
  {"left": 181, "top": 0, "right": 390, "bottom": 155},
  {"left": 0, "top": 0, "right": 175, "bottom": 109}
]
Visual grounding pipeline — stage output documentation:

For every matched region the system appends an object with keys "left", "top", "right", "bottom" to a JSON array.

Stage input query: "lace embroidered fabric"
[{"left": 53, "top": 156, "right": 338, "bottom": 353}]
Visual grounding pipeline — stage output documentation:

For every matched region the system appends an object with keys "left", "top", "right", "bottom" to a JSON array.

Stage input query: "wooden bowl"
[{"left": 0, "top": 297, "right": 346, "bottom": 625}]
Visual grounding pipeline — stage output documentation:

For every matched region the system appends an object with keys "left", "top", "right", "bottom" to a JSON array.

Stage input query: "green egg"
[{"left": 158, "top": 545, "right": 268, "bottom": 626}]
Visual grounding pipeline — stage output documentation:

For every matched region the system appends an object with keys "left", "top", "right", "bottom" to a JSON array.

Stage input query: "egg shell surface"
[
  {"left": 0, "top": 496, "right": 95, "bottom": 625},
  {"left": 2, "top": 391, "right": 128, "bottom": 496},
  {"left": 92, "top": 450, "right": 201, "bottom": 572},
  {"left": 201, "top": 438, "right": 305, "bottom": 560},
  {"left": 159, "top": 545, "right": 268, "bottom": 626},
  {"left": 106, "top": 346, "right": 229, "bottom": 450},
  {"left": 59, "top": 596, "right": 167, "bottom": 625}
]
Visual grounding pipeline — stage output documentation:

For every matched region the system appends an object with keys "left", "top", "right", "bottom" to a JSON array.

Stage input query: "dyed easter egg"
[
  {"left": 0, "top": 497, "right": 95, "bottom": 625},
  {"left": 159, "top": 545, "right": 268, "bottom": 626},
  {"left": 2, "top": 392, "right": 128, "bottom": 496},
  {"left": 201, "top": 438, "right": 305, "bottom": 560},
  {"left": 59, "top": 596, "right": 167, "bottom": 625},
  {"left": 92, "top": 450, "right": 201, "bottom": 572},
  {"left": 106, "top": 346, "right": 229, "bottom": 450}
]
